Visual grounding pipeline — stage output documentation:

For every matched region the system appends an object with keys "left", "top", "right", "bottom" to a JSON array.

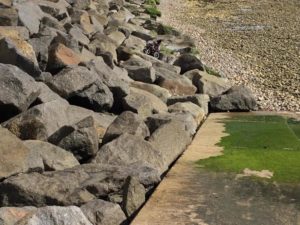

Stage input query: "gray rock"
[
  {"left": 173, "top": 54, "right": 204, "bottom": 74},
  {"left": 158, "top": 76, "right": 197, "bottom": 96},
  {"left": 0, "top": 127, "right": 43, "bottom": 180},
  {"left": 167, "top": 94, "right": 210, "bottom": 115},
  {"left": 184, "top": 69, "right": 231, "bottom": 97},
  {"left": 107, "top": 30, "right": 126, "bottom": 46},
  {"left": 121, "top": 55, "right": 156, "bottom": 83},
  {"left": 102, "top": 111, "right": 149, "bottom": 144},
  {"left": 122, "top": 87, "right": 168, "bottom": 118},
  {"left": 37, "top": 0, "right": 69, "bottom": 20},
  {"left": 131, "top": 81, "right": 171, "bottom": 103},
  {"left": 0, "top": 64, "right": 40, "bottom": 122},
  {"left": 48, "top": 116, "right": 98, "bottom": 162},
  {"left": 0, "top": 8, "right": 18, "bottom": 26},
  {"left": 36, "top": 82, "right": 64, "bottom": 104},
  {"left": 210, "top": 85, "right": 257, "bottom": 112},
  {"left": 40, "top": 15, "right": 66, "bottom": 32},
  {"left": 0, "top": 207, "right": 36, "bottom": 225},
  {"left": 122, "top": 176, "right": 145, "bottom": 217},
  {"left": 69, "top": 26, "right": 90, "bottom": 46},
  {"left": 24, "top": 140, "right": 80, "bottom": 171},
  {"left": 93, "top": 133, "right": 166, "bottom": 174},
  {"left": 0, "top": 163, "right": 160, "bottom": 207},
  {"left": 149, "top": 120, "right": 191, "bottom": 168},
  {"left": 0, "top": 37, "right": 41, "bottom": 77},
  {"left": 15, "top": 206, "right": 92, "bottom": 225},
  {"left": 0, "top": 26, "right": 30, "bottom": 40},
  {"left": 81, "top": 199, "right": 126, "bottom": 225},
  {"left": 47, "top": 66, "right": 114, "bottom": 112},
  {"left": 145, "top": 112, "right": 197, "bottom": 136},
  {"left": 73, "top": 0, "right": 91, "bottom": 9},
  {"left": 168, "top": 102, "right": 205, "bottom": 125},
  {"left": 123, "top": 35, "right": 146, "bottom": 51}
]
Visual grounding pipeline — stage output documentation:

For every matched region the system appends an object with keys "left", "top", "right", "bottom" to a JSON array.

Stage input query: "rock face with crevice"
[{"left": 0, "top": 0, "right": 256, "bottom": 223}]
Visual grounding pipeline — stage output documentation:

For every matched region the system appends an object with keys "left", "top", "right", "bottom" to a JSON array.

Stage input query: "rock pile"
[{"left": 0, "top": 0, "right": 256, "bottom": 224}]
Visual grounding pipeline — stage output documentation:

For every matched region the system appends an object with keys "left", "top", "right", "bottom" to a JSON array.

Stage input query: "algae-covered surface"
[{"left": 198, "top": 114, "right": 300, "bottom": 183}]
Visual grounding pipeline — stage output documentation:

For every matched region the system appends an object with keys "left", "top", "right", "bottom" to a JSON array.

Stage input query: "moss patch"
[
  {"left": 197, "top": 115, "right": 300, "bottom": 183},
  {"left": 145, "top": 6, "right": 161, "bottom": 18}
]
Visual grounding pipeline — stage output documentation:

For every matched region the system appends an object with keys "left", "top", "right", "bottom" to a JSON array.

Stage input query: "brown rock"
[{"left": 158, "top": 78, "right": 197, "bottom": 96}]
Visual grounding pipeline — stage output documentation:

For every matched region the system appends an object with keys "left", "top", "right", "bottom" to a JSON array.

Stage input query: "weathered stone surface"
[
  {"left": 107, "top": 30, "right": 126, "bottom": 46},
  {"left": 81, "top": 199, "right": 126, "bottom": 225},
  {"left": 47, "top": 43, "right": 81, "bottom": 73},
  {"left": 122, "top": 87, "right": 168, "bottom": 118},
  {"left": 69, "top": 26, "right": 90, "bottom": 46},
  {"left": 0, "top": 64, "right": 40, "bottom": 122},
  {"left": 93, "top": 133, "right": 165, "bottom": 174},
  {"left": 122, "top": 176, "right": 145, "bottom": 217},
  {"left": 0, "top": 0, "right": 12, "bottom": 8},
  {"left": 0, "top": 207, "right": 36, "bottom": 225},
  {"left": 210, "top": 85, "right": 257, "bottom": 112},
  {"left": 0, "top": 8, "right": 18, "bottom": 26},
  {"left": 158, "top": 77, "right": 197, "bottom": 96},
  {"left": 0, "top": 128, "right": 43, "bottom": 180},
  {"left": 121, "top": 55, "right": 156, "bottom": 83},
  {"left": 0, "top": 26, "right": 29, "bottom": 40},
  {"left": 184, "top": 69, "right": 231, "bottom": 97},
  {"left": 37, "top": 0, "right": 69, "bottom": 20},
  {"left": 102, "top": 111, "right": 149, "bottom": 144},
  {"left": 123, "top": 35, "right": 145, "bottom": 51},
  {"left": 0, "top": 163, "right": 160, "bottom": 207},
  {"left": 48, "top": 116, "right": 98, "bottom": 162},
  {"left": 47, "top": 66, "right": 114, "bottom": 112},
  {"left": 173, "top": 54, "right": 204, "bottom": 74},
  {"left": 73, "top": 0, "right": 91, "bottom": 10},
  {"left": 36, "top": 82, "right": 64, "bottom": 104},
  {"left": 168, "top": 102, "right": 205, "bottom": 125},
  {"left": 0, "top": 37, "right": 41, "bottom": 77},
  {"left": 108, "top": 7, "right": 134, "bottom": 25},
  {"left": 145, "top": 112, "right": 197, "bottom": 136},
  {"left": 149, "top": 120, "right": 191, "bottom": 168},
  {"left": 24, "top": 140, "right": 80, "bottom": 171},
  {"left": 131, "top": 81, "right": 171, "bottom": 103},
  {"left": 15, "top": 206, "right": 92, "bottom": 225}
]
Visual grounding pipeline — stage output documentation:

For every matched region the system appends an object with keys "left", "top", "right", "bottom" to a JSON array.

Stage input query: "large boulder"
[
  {"left": 131, "top": 81, "right": 171, "bottom": 103},
  {"left": 0, "top": 163, "right": 160, "bottom": 207},
  {"left": 47, "top": 66, "right": 114, "bottom": 112},
  {"left": 15, "top": 206, "right": 92, "bottom": 225},
  {"left": 102, "top": 111, "right": 150, "bottom": 145},
  {"left": 24, "top": 140, "right": 80, "bottom": 171},
  {"left": 166, "top": 94, "right": 210, "bottom": 115},
  {"left": 0, "top": 8, "right": 18, "bottom": 26},
  {"left": 93, "top": 133, "right": 166, "bottom": 174},
  {"left": 173, "top": 54, "right": 204, "bottom": 74},
  {"left": 0, "top": 64, "right": 40, "bottom": 122},
  {"left": 48, "top": 116, "right": 99, "bottom": 162},
  {"left": 0, "top": 207, "right": 36, "bottom": 225},
  {"left": 149, "top": 120, "right": 191, "bottom": 168},
  {"left": 168, "top": 102, "right": 205, "bottom": 125},
  {"left": 0, "top": 37, "right": 41, "bottom": 77},
  {"left": 157, "top": 77, "right": 197, "bottom": 96},
  {"left": 36, "top": 82, "right": 64, "bottom": 104},
  {"left": 184, "top": 69, "right": 231, "bottom": 97},
  {"left": 81, "top": 199, "right": 126, "bottom": 225},
  {"left": 210, "top": 85, "right": 257, "bottom": 112},
  {"left": 122, "top": 87, "right": 168, "bottom": 118},
  {"left": 122, "top": 176, "right": 145, "bottom": 218},
  {"left": 121, "top": 55, "right": 156, "bottom": 83},
  {"left": 0, "top": 26, "right": 29, "bottom": 41},
  {"left": 0, "top": 127, "right": 43, "bottom": 180}
]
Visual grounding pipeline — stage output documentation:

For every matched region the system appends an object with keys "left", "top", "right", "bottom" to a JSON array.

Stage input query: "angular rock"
[
  {"left": 0, "top": 26, "right": 29, "bottom": 40},
  {"left": 168, "top": 102, "right": 205, "bottom": 125},
  {"left": 210, "top": 85, "right": 257, "bottom": 112},
  {"left": 24, "top": 140, "right": 80, "bottom": 171},
  {"left": 81, "top": 199, "right": 126, "bottom": 225},
  {"left": 47, "top": 43, "right": 81, "bottom": 73},
  {"left": 69, "top": 26, "right": 90, "bottom": 46},
  {"left": 0, "top": 37, "right": 41, "bottom": 77},
  {"left": 36, "top": 82, "right": 64, "bottom": 104},
  {"left": 173, "top": 54, "right": 204, "bottom": 74},
  {"left": 16, "top": 206, "right": 92, "bottom": 225},
  {"left": 94, "top": 133, "right": 166, "bottom": 174},
  {"left": 121, "top": 55, "right": 156, "bottom": 83},
  {"left": 102, "top": 111, "right": 149, "bottom": 144},
  {"left": 149, "top": 120, "right": 191, "bottom": 168},
  {"left": 0, "top": 64, "right": 40, "bottom": 122},
  {"left": 47, "top": 66, "right": 114, "bottom": 112},
  {"left": 48, "top": 116, "right": 98, "bottom": 162},
  {"left": 145, "top": 112, "right": 197, "bottom": 136},
  {"left": 0, "top": 0, "right": 12, "bottom": 8},
  {"left": 107, "top": 30, "right": 126, "bottom": 46},
  {"left": 131, "top": 81, "right": 171, "bottom": 103},
  {"left": 122, "top": 87, "right": 168, "bottom": 118},
  {"left": 184, "top": 69, "right": 231, "bottom": 97},
  {"left": 0, "top": 207, "right": 36, "bottom": 225},
  {"left": 0, "top": 163, "right": 160, "bottom": 207},
  {"left": 158, "top": 77, "right": 197, "bottom": 96},
  {"left": 73, "top": 0, "right": 91, "bottom": 9},
  {"left": 122, "top": 176, "right": 146, "bottom": 217},
  {"left": 0, "top": 128, "right": 43, "bottom": 180},
  {"left": 0, "top": 8, "right": 18, "bottom": 26},
  {"left": 37, "top": 0, "right": 69, "bottom": 20},
  {"left": 123, "top": 35, "right": 146, "bottom": 51},
  {"left": 166, "top": 94, "right": 210, "bottom": 115}
]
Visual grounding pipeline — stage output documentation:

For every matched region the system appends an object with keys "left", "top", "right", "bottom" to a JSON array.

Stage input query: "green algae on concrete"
[{"left": 198, "top": 115, "right": 300, "bottom": 183}]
